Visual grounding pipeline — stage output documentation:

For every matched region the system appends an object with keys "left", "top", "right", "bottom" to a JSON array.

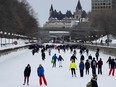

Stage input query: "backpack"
[
  {"left": 86, "top": 82, "right": 92, "bottom": 87},
  {"left": 51, "top": 59, "right": 54, "bottom": 63},
  {"left": 92, "top": 61, "right": 96, "bottom": 66}
]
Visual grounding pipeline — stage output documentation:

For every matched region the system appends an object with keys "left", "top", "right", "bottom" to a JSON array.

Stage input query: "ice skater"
[
  {"left": 23, "top": 64, "right": 31, "bottom": 85},
  {"left": 37, "top": 64, "right": 47, "bottom": 86}
]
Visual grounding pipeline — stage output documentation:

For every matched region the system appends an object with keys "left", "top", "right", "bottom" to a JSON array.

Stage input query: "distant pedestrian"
[
  {"left": 70, "top": 54, "right": 77, "bottom": 62},
  {"left": 86, "top": 48, "right": 89, "bottom": 56},
  {"left": 58, "top": 48, "right": 60, "bottom": 53},
  {"left": 37, "top": 64, "right": 47, "bottom": 86},
  {"left": 41, "top": 52, "right": 45, "bottom": 60},
  {"left": 88, "top": 54, "right": 92, "bottom": 60},
  {"left": 73, "top": 49, "right": 76, "bottom": 56},
  {"left": 91, "top": 58, "right": 97, "bottom": 75},
  {"left": 23, "top": 64, "right": 31, "bottom": 86},
  {"left": 80, "top": 55, "right": 85, "bottom": 62},
  {"left": 85, "top": 59, "right": 90, "bottom": 75},
  {"left": 106, "top": 56, "right": 112, "bottom": 68},
  {"left": 97, "top": 58, "right": 103, "bottom": 75},
  {"left": 109, "top": 59, "right": 115, "bottom": 76},
  {"left": 52, "top": 54, "right": 58, "bottom": 67},
  {"left": 58, "top": 55, "right": 64, "bottom": 67},
  {"left": 79, "top": 60, "right": 84, "bottom": 77},
  {"left": 32, "top": 49, "right": 35, "bottom": 55},
  {"left": 69, "top": 60, "right": 77, "bottom": 77},
  {"left": 48, "top": 48, "right": 51, "bottom": 55},
  {"left": 95, "top": 52, "right": 99, "bottom": 61}
]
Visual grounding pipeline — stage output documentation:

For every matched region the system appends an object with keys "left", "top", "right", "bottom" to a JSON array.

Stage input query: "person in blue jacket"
[
  {"left": 37, "top": 64, "right": 47, "bottom": 86},
  {"left": 79, "top": 60, "right": 84, "bottom": 77},
  {"left": 52, "top": 54, "right": 58, "bottom": 67}
]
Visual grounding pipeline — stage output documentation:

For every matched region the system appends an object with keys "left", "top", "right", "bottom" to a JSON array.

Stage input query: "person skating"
[
  {"left": 23, "top": 64, "right": 31, "bottom": 86},
  {"left": 48, "top": 48, "right": 51, "bottom": 56},
  {"left": 58, "top": 55, "right": 64, "bottom": 67},
  {"left": 52, "top": 54, "right": 58, "bottom": 67},
  {"left": 70, "top": 54, "right": 77, "bottom": 62},
  {"left": 37, "top": 64, "right": 47, "bottom": 86},
  {"left": 41, "top": 52, "right": 45, "bottom": 60},
  {"left": 91, "top": 58, "right": 97, "bottom": 75},
  {"left": 106, "top": 56, "right": 112, "bottom": 68},
  {"left": 85, "top": 59, "right": 90, "bottom": 75},
  {"left": 109, "top": 58, "right": 115, "bottom": 76},
  {"left": 91, "top": 74, "right": 98, "bottom": 87},
  {"left": 69, "top": 60, "right": 77, "bottom": 77},
  {"left": 86, "top": 48, "right": 89, "bottom": 56},
  {"left": 79, "top": 60, "right": 84, "bottom": 77},
  {"left": 97, "top": 58, "right": 103, "bottom": 75},
  {"left": 80, "top": 54, "right": 85, "bottom": 62},
  {"left": 95, "top": 52, "right": 99, "bottom": 61},
  {"left": 73, "top": 49, "right": 76, "bottom": 56}
]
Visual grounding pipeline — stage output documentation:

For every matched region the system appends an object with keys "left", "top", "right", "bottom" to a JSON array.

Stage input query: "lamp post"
[
  {"left": 4, "top": 32, "right": 7, "bottom": 45},
  {"left": 95, "top": 35, "right": 98, "bottom": 45},
  {"left": 12, "top": 33, "right": 14, "bottom": 44},
  {"left": 0, "top": 31, "right": 3, "bottom": 47},
  {"left": 8, "top": 33, "right": 10, "bottom": 44}
]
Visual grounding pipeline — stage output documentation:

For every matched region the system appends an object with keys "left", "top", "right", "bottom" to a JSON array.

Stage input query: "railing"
[{"left": 0, "top": 31, "right": 37, "bottom": 47}]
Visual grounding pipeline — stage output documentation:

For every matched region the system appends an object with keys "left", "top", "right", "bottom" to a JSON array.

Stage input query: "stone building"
[
  {"left": 43, "top": 0, "right": 88, "bottom": 28},
  {"left": 91, "top": 0, "right": 116, "bottom": 11}
]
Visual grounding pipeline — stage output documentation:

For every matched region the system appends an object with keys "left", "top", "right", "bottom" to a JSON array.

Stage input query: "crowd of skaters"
[{"left": 24, "top": 44, "right": 116, "bottom": 87}]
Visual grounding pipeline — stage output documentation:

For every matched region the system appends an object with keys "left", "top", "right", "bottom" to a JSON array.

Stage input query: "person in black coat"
[
  {"left": 85, "top": 59, "right": 90, "bottom": 75},
  {"left": 106, "top": 56, "right": 112, "bottom": 68},
  {"left": 23, "top": 64, "right": 31, "bottom": 85},
  {"left": 91, "top": 74, "right": 98, "bottom": 87},
  {"left": 58, "top": 55, "right": 64, "bottom": 67},
  {"left": 70, "top": 54, "right": 77, "bottom": 62},
  {"left": 91, "top": 58, "right": 97, "bottom": 75},
  {"left": 95, "top": 52, "right": 99, "bottom": 61},
  {"left": 80, "top": 55, "right": 85, "bottom": 62},
  {"left": 109, "top": 59, "right": 115, "bottom": 76},
  {"left": 42, "top": 52, "right": 45, "bottom": 60}
]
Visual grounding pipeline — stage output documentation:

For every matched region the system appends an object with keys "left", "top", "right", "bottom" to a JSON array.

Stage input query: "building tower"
[
  {"left": 91, "top": 0, "right": 116, "bottom": 11},
  {"left": 43, "top": 0, "right": 88, "bottom": 28},
  {"left": 74, "top": 0, "right": 82, "bottom": 19},
  {"left": 112, "top": 0, "right": 116, "bottom": 9},
  {"left": 49, "top": 4, "right": 54, "bottom": 17}
]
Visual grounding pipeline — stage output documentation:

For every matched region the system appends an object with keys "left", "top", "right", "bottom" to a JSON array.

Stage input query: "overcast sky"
[{"left": 27, "top": 0, "right": 91, "bottom": 27}]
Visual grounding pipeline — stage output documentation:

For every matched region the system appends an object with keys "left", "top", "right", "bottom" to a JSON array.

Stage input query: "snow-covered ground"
[
  {"left": 0, "top": 47, "right": 116, "bottom": 87},
  {"left": 92, "top": 35, "right": 116, "bottom": 44}
]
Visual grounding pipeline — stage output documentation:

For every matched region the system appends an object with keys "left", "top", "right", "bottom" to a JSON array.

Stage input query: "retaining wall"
[{"left": 85, "top": 44, "right": 116, "bottom": 57}]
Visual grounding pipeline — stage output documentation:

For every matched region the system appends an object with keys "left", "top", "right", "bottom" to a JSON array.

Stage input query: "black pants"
[
  {"left": 71, "top": 68, "right": 76, "bottom": 76},
  {"left": 92, "top": 66, "right": 96, "bottom": 75},
  {"left": 98, "top": 67, "right": 102, "bottom": 74},
  {"left": 23, "top": 76, "right": 29, "bottom": 85},
  {"left": 80, "top": 69, "right": 84, "bottom": 77},
  {"left": 85, "top": 68, "right": 89, "bottom": 75}
]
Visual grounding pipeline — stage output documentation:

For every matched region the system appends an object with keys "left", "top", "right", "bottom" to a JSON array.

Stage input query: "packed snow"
[{"left": 0, "top": 46, "right": 116, "bottom": 87}]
